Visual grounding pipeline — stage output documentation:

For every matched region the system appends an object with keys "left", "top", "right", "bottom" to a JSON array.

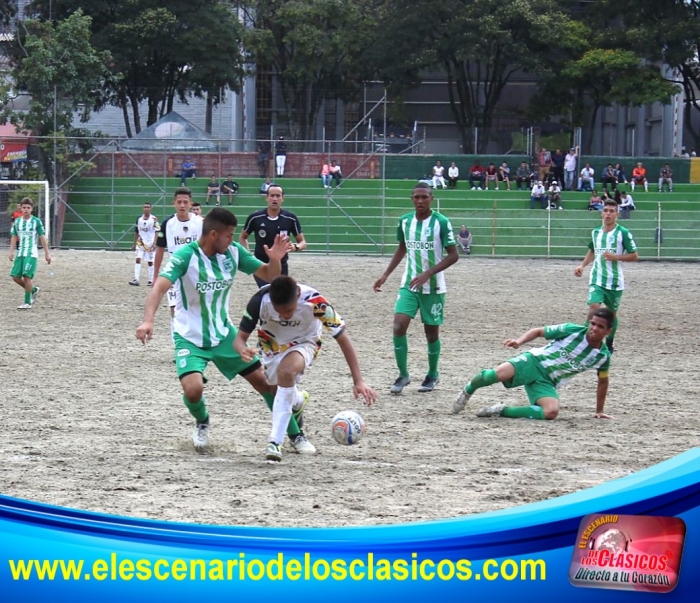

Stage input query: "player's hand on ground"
[
  {"left": 574, "top": 265, "right": 584, "bottom": 277},
  {"left": 353, "top": 382, "right": 377, "bottom": 406},
  {"left": 136, "top": 321, "right": 154, "bottom": 344},
  {"left": 504, "top": 339, "right": 520, "bottom": 349},
  {"left": 409, "top": 272, "right": 431, "bottom": 290},
  {"left": 264, "top": 234, "right": 293, "bottom": 261},
  {"left": 594, "top": 412, "right": 614, "bottom": 419},
  {"left": 372, "top": 275, "right": 387, "bottom": 292}
]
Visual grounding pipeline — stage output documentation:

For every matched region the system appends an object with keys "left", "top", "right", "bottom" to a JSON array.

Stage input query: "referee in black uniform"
[{"left": 240, "top": 184, "right": 306, "bottom": 287}]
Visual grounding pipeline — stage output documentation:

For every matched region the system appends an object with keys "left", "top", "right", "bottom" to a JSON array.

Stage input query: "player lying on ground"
[
  {"left": 136, "top": 208, "right": 294, "bottom": 450},
  {"left": 452, "top": 308, "right": 615, "bottom": 420},
  {"left": 234, "top": 275, "right": 377, "bottom": 462}
]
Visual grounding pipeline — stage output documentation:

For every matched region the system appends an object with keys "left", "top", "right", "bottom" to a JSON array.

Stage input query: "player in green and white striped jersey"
[
  {"left": 8, "top": 198, "right": 51, "bottom": 310},
  {"left": 374, "top": 182, "right": 458, "bottom": 394},
  {"left": 136, "top": 208, "right": 293, "bottom": 449},
  {"left": 574, "top": 199, "right": 638, "bottom": 352},
  {"left": 453, "top": 308, "right": 615, "bottom": 420}
]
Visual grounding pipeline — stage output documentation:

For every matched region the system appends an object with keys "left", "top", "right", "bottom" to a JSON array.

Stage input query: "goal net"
[{"left": 0, "top": 180, "right": 51, "bottom": 248}]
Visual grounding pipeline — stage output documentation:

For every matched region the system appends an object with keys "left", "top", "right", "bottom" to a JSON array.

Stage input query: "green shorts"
[
  {"left": 174, "top": 328, "right": 260, "bottom": 381},
  {"left": 10, "top": 256, "right": 37, "bottom": 279},
  {"left": 503, "top": 352, "right": 559, "bottom": 405},
  {"left": 587, "top": 285, "right": 623, "bottom": 312},
  {"left": 394, "top": 287, "right": 445, "bottom": 326}
]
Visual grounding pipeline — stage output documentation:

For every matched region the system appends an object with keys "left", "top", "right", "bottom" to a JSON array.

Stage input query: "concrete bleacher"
[{"left": 59, "top": 177, "right": 700, "bottom": 259}]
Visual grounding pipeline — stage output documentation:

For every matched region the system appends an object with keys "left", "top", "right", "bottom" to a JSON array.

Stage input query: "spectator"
[
  {"left": 613, "top": 163, "right": 628, "bottom": 185},
  {"left": 11, "top": 202, "right": 22, "bottom": 222},
  {"left": 547, "top": 181, "right": 563, "bottom": 210},
  {"left": 469, "top": 161, "right": 486, "bottom": 190},
  {"left": 275, "top": 136, "right": 287, "bottom": 177},
  {"left": 658, "top": 164, "right": 673, "bottom": 192},
  {"left": 630, "top": 162, "right": 649, "bottom": 192},
  {"left": 600, "top": 164, "right": 618, "bottom": 192},
  {"left": 619, "top": 191, "right": 635, "bottom": 219},
  {"left": 260, "top": 177, "right": 272, "bottom": 195},
  {"left": 498, "top": 162, "right": 511, "bottom": 191},
  {"left": 220, "top": 175, "right": 239, "bottom": 206},
  {"left": 551, "top": 149, "right": 565, "bottom": 184},
  {"left": 320, "top": 162, "right": 331, "bottom": 188},
  {"left": 588, "top": 190, "right": 603, "bottom": 211},
  {"left": 191, "top": 202, "right": 202, "bottom": 216},
  {"left": 613, "top": 189, "right": 622, "bottom": 205},
  {"left": 692, "top": 148, "right": 697, "bottom": 157},
  {"left": 578, "top": 162, "right": 595, "bottom": 192},
  {"left": 180, "top": 156, "right": 196, "bottom": 186},
  {"left": 563, "top": 147, "right": 578, "bottom": 190},
  {"left": 432, "top": 160, "right": 447, "bottom": 189},
  {"left": 530, "top": 181, "right": 547, "bottom": 209},
  {"left": 484, "top": 162, "right": 499, "bottom": 190},
  {"left": 329, "top": 160, "right": 342, "bottom": 186},
  {"left": 537, "top": 147, "right": 552, "bottom": 182},
  {"left": 457, "top": 225, "right": 472, "bottom": 255},
  {"left": 257, "top": 142, "right": 270, "bottom": 178},
  {"left": 515, "top": 162, "right": 534, "bottom": 190},
  {"left": 447, "top": 161, "right": 459, "bottom": 189},
  {"left": 205, "top": 175, "right": 221, "bottom": 206}
]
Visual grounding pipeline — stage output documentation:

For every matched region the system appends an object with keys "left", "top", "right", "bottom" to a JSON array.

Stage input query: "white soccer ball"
[{"left": 331, "top": 410, "right": 366, "bottom": 446}]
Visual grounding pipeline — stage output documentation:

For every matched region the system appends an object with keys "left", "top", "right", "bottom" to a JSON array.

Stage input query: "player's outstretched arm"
[
  {"left": 136, "top": 276, "right": 172, "bottom": 344},
  {"left": 335, "top": 331, "right": 377, "bottom": 406},
  {"left": 574, "top": 249, "right": 594, "bottom": 276},
  {"left": 594, "top": 372, "right": 613, "bottom": 419},
  {"left": 373, "top": 243, "right": 407, "bottom": 292},
  {"left": 256, "top": 234, "right": 292, "bottom": 283},
  {"left": 504, "top": 327, "right": 545, "bottom": 349},
  {"left": 39, "top": 235, "right": 51, "bottom": 264}
]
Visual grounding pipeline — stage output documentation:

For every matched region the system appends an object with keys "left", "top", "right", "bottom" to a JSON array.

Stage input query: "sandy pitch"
[{"left": 1, "top": 252, "right": 698, "bottom": 527}]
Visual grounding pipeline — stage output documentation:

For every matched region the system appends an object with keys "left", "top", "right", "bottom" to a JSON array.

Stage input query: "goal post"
[{"left": 0, "top": 180, "right": 51, "bottom": 247}]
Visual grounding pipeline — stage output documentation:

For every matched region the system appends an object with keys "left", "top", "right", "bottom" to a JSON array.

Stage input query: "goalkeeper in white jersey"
[
  {"left": 234, "top": 275, "right": 377, "bottom": 463},
  {"left": 453, "top": 308, "right": 615, "bottom": 421}
]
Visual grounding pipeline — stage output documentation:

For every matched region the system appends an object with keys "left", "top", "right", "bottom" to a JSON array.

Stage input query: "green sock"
[
  {"left": 261, "top": 392, "right": 301, "bottom": 437},
  {"left": 31, "top": 286, "right": 37, "bottom": 295},
  {"left": 501, "top": 405, "right": 545, "bottom": 420},
  {"left": 393, "top": 334, "right": 409, "bottom": 377},
  {"left": 183, "top": 395, "right": 209, "bottom": 423},
  {"left": 427, "top": 339, "right": 441, "bottom": 379},
  {"left": 466, "top": 369, "right": 498, "bottom": 394},
  {"left": 24, "top": 291, "right": 31, "bottom": 304}
]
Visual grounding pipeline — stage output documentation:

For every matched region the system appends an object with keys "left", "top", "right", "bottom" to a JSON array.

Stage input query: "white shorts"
[
  {"left": 262, "top": 342, "right": 318, "bottom": 386},
  {"left": 167, "top": 283, "right": 180, "bottom": 308},
  {"left": 136, "top": 249, "right": 155, "bottom": 262}
]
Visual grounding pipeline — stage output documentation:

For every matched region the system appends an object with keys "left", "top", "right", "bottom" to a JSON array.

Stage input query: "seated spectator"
[
  {"left": 205, "top": 175, "right": 221, "bottom": 206},
  {"left": 578, "top": 163, "right": 595, "bottom": 191},
  {"left": 530, "top": 181, "right": 547, "bottom": 209},
  {"left": 631, "top": 162, "right": 648, "bottom": 192},
  {"left": 515, "top": 162, "right": 534, "bottom": 190},
  {"left": 588, "top": 190, "right": 604, "bottom": 211},
  {"left": 658, "top": 164, "right": 673, "bottom": 192},
  {"left": 613, "top": 163, "right": 628, "bottom": 185},
  {"left": 432, "top": 160, "right": 447, "bottom": 189},
  {"left": 619, "top": 191, "right": 635, "bottom": 219},
  {"left": 260, "top": 177, "right": 272, "bottom": 195},
  {"left": 484, "top": 162, "right": 499, "bottom": 190},
  {"left": 329, "top": 160, "right": 342, "bottom": 186},
  {"left": 257, "top": 142, "right": 270, "bottom": 178},
  {"left": 469, "top": 161, "right": 486, "bottom": 190},
  {"left": 499, "top": 162, "right": 511, "bottom": 190},
  {"left": 221, "top": 175, "right": 239, "bottom": 206},
  {"left": 600, "top": 164, "right": 618, "bottom": 192},
  {"left": 457, "top": 225, "right": 472, "bottom": 255},
  {"left": 447, "top": 162, "right": 459, "bottom": 189},
  {"left": 320, "top": 162, "right": 331, "bottom": 188},
  {"left": 180, "top": 156, "right": 196, "bottom": 186},
  {"left": 547, "top": 181, "right": 563, "bottom": 209}
]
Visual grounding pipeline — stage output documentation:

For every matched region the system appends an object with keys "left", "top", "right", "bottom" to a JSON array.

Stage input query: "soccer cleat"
[
  {"left": 17, "top": 303, "right": 32, "bottom": 310},
  {"left": 290, "top": 433, "right": 316, "bottom": 454},
  {"left": 390, "top": 375, "right": 411, "bottom": 395},
  {"left": 265, "top": 442, "right": 282, "bottom": 463},
  {"left": 128, "top": 279, "right": 140, "bottom": 286},
  {"left": 417, "top": 375, "right": 439, "bottom": 392},
  {"left": 292, "top": 390, "right": 310, "bottom": 429},
  {"left": 476, "top": 403, "right": 507, "bottom": 418},
  {"left": 453, "top": 388, "right": 472, "bottom": 414},
  {"left": 32, "top": 286, "right": 41, "bottom": 302},
  {"left": 192, "top": 420, "right": 211, "bottom": 449}
]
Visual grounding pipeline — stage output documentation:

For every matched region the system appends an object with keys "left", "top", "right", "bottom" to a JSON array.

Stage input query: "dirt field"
[{"left": 1, "top": 251, "right": 698, "bottom": 527}]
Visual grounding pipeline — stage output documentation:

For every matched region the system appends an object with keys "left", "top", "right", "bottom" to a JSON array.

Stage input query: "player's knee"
[
  {"left": 181, "top": 382, "right": 203, "bottom": 403},
  {"left": 543, "top": 407, "right": 559, "bottom": 420}
]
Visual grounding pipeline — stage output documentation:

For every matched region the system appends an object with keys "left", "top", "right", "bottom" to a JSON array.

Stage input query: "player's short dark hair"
[
  {"left": 603, "top": 199, "right": 618, "bottom": 209},
  {"left": 266, "top": 184, "right": 284, "bottom": 196},
  {"left": 413, "top": 182, "right": 433, "bottom": 194},
  {"left": 269, "top": 276, "right": 298, "bottom": 306},
  {"left": 192, "top": 202, "right": 201, "bottom": 208},
  {"left": 143, "top": 202, "right": 152, "bottom": 207},
  {"left": 174, "top": 187, "right": 192, "bottom": 198},
  {"left": 592, "top": 307, "right": 615, "bottom": 329},
  {"left": 20, "top": 197, "right": 34, "bottom": 207},
  {"left": 203, "top": 208, "right": 237, "bottom": 234}
]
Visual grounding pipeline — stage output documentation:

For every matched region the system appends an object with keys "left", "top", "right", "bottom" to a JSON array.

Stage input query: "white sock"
[
  {"left": 134, "top": 263, "right": 140, "bottom": 281},
  {"left": 270, "top": 386, "right": 295, "bottom": 445},
  {"left": 293, "top": 388, "right": 304, "bottom": 409},
  {"left": 148, "top": 265, "right": 154, "bottom": 282}
]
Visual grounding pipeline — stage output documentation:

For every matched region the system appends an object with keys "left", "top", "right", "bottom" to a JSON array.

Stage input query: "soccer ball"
[{"left": 331, "top": 410, "right": 366, "bottom": 445}]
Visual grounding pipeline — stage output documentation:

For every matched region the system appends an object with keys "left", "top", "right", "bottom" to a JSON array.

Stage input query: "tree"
[
  {"left": 30, "top": 1, "right": 245, "bottom": 136},
  {"left": 2, "top": 10, "right": 111, "bottom": 182}
]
